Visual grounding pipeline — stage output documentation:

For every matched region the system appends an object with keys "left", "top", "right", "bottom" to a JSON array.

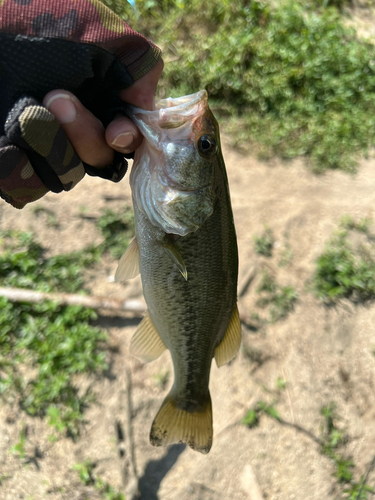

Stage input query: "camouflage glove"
[{"left": 0, "top": 0, "right": 161, "bottom": 208}]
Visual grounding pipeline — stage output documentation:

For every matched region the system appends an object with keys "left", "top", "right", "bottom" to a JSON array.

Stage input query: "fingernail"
[
  {"left": 44, "top": 93, "right": 77, "bottom": 124},
  {"left": 111, "top": 132, "right": 134, "bottom": 149}
]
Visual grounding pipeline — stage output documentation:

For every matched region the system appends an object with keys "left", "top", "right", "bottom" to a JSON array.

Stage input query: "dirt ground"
[{"left": 1, "top": 130, "right": 375, "bottom": 499}]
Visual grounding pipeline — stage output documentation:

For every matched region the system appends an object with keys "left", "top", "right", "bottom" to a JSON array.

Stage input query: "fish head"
[{"left": 129, "top": 91, "right": 221, "bottom": 236}]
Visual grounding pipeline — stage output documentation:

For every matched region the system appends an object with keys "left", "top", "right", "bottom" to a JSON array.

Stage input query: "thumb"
[{"left": 120, "top": 58, "right": 164, "bottom": 111}]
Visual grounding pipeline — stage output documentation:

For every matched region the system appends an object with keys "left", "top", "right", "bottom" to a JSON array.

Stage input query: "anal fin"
[
  {"left": 115, "top": 237, "right": 140, "bottom": 282},
  {"left": 130, "top": 312, "right": 167, "bottom": 363},
  {"left": 214, "top": 304, "right": 242, "bottom": 367}
]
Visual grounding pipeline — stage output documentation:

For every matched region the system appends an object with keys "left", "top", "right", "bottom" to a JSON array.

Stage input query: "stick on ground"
[
  {"left": 0, "top": 286, "right": 251, "bottom": 324},
  {"left": 0, "top": 287, "right": 146, "bottom": 314}
]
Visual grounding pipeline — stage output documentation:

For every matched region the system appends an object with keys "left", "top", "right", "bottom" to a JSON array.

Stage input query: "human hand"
[
  {"left": 0, "top": 0, "right": 162, "bottom": 208},
  {"left": 43, "top": 58, "right": 163, "bottom": 169}
]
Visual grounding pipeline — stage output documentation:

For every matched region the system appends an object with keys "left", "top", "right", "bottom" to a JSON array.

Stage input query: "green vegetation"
[
  {"left": 339, "top": 215, "right": 372, "bottom": 235},
  {"left": 241, "top": 401, "right": 280, "bottom": 428},
  {"left": 31, "top": 206, "right": 59, "bottom": 228},
  {"left": 105, "top": 0, "right": 375, "bottom": 172},
  {"left": 73, "top": 460, "right": 125, "bottom": 500},
  {"left": 242, "top": 399, "right": 374, "bottom": 499},
  {"left": 0, "top": 204, "right": 135, "bottom": 438},
  {"left": 276, "top": 377, "right": 287, "bottom": 391},
  {"left": 278, "top": 239, "right": 294, "bottom": 268},
  {"left": 256, "top": 271, "right": 298, "bottom": 322},
  {"left": 313, "top": 217, "right": 375, "bottom": 302},
  {"left": 11, "top": 424, "right": 27, "bottom": 460},
  {"left": 242, "top": 345, "right": 268, "bottom": 366},
  {"left": 254, "top": 228, "right": 274, "bottom": 257},
  {"left": 313, "top": 0, "right": 353, "bottom": 8},
  {"left": 319, "top": 403, "right": 374, "bottom": 498},
  {"left": 0, "top": 231, "right": 108, "bottom": 438},
  {"left": 96, "top": 206, "right": 135, "bottom": 259},
  {"left": 153, "top": 369, "right": 170, "bottom": 390}
]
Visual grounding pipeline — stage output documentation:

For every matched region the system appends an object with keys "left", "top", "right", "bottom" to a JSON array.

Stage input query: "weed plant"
[
  {"left": 73, "top": 460, "right": 125, "bottom": 500},
  {"left": 313, "top": 217, "right": 375, "bottom": 302},
  {"left": 319, "top": 403, "right": 374, "bottom": 498},
  {"left": 104, "top": 0, "right": 375, "bottom": 172},
  {"left": 242, "top": 398, "right": 374, "bottom": 498},
  {"left": 254, "top": 228, "right": 274, "bottom": 257},
  {"left": 96, "top": 206, "right": 135, "bottom": 259},
  {"left": 256, "top": 271, "right": 298, "bottom": 322},
  {"left": 0, "top": 231, "right": 107, "bottom": 438},
  {"left": 0, "top": 204, "right": 135, "bottom": 437}
]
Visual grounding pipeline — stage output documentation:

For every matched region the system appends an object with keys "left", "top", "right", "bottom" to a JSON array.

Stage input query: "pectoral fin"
[
  {"left": 162, "top": 240, "right": 188, "bottom": 281},
  {"left": 130, "top": 312, "right": 167, "bottom": 363},
  {"left": 214, "top": 304, "right": 242, "bottom": 367},
  {"left": 115, "top": 237, "right": 140, "bottom": 282}
]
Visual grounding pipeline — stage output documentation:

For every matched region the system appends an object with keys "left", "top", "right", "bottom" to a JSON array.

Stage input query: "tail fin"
[{"left": 150, "top": 392, "right": 213, "bottom": 454}]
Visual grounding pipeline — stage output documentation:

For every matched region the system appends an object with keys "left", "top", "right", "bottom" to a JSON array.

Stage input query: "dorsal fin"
[
  {"left": 130, "top": 312, "right": 167, "bottom": 363},
  {"left": 115, "top": 237, "right": 140, "bottom": 282},
  {"left": 214, "top": 304, "right": 242, "bottom": 367}
]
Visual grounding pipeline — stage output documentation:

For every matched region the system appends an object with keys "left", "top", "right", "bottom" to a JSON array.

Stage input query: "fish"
[{"left": 115, "top": 90, "right": 241, "bottom": 454}]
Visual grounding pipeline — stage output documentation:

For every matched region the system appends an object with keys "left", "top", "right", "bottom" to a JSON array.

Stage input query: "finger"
[
  {"left": 105, "top": 115, "right": 143, "bottom": 154},
  {"left": 107, "top": 58, "right": 164, "bottom": 153},
  {"left": 43, "top": 90, "right": 114, "bottom": 168},
  {"left": 120, "top": 58, "right": 164, "bottom": 111}
]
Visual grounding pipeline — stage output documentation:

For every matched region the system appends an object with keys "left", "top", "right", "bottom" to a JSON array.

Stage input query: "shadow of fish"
[{"left": 116, "top": 91, "right": 241, "bottom": 454}]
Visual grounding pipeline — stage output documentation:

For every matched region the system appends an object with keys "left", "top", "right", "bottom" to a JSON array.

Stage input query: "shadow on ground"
[
  {"left": 139, "top": 444, "right": 186, "bottom": 499},
  {"left": 95, "top": 315, "right": 143, "bottom": 329}
]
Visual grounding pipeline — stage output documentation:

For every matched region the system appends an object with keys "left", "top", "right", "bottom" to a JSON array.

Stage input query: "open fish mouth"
[
  {"left": 128, "top": 91, "right": 217, "bottom": 236},
  {"left": 156, "top": 91, "right": 208, "bottom": 129}
]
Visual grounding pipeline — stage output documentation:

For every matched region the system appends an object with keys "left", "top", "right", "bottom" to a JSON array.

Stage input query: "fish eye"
[{"left": 198, "top": 135, "right": 217, "bottom": 157}]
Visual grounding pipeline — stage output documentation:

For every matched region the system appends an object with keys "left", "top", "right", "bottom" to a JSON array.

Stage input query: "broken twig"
[
  {"left": 0, "top": 287, "right": 145, "bottom": 314},
  {"left": 0, "top": 285, "right": 252, "bottom": 326},
  {"left": 114, "top": 367, "right": 140, "bottom": 499}
]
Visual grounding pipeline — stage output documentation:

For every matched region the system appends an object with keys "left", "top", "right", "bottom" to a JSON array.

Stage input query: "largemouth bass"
[{"left": 116, "top": 90, "right": 241, "bottom": 454}]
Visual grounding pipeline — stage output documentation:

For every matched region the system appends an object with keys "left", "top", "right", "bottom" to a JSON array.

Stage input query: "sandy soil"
[{"left": 1, "top": 130, "right": 375, "bottom": 500}]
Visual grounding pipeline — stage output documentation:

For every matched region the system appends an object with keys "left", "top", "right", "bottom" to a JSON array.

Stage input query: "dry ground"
[{"left": 1, "top": 132, "right": 375, "bottom": 499}]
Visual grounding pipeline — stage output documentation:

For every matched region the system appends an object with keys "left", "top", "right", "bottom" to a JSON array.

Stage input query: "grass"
[
  {"left": 11, "top": 424, "right": 27, "bottom": 460},
  {"left": 319, "top": 403, "right": 374, "bottom": 498},
  {"left": 278, "top": 239, "right": 294, "bottom": 268},
  {"left": 242, "top": 398, "right": 374, "bottom": 499},
  {"left": 73, "top": 460, "right": 125, "bottom": 500},
  {"left": 254, "top": 228, "right": 274, "bottom": 257},
  {"left": 31, "top": 206, "right": 59, "bottom": 228},
  {"left": 105, "top": 0, "right": 375, "bottom": 173},
  {"left": 96, "top": 206, "right": 135, "bottom": 259},
  {"left": 312, "top": 217, "right": 375, "bottom": 302},
  {"left": 256, "top": 271, "right": 298, "bottom": 322},
  {"left": 153, "top": 369, "right": 170, "bottom": 390},
  {"left": 0, "top": 231, "right": 108, "bottom": 438},
  {"left": 276, "top": 377, "right": 287, "bottom": 391},
  {"left": 241, "top": 401, "right": 281, "bottom": 428},
  {"left": 0, "top": 205, "right": 134, "bottom": 439}
]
